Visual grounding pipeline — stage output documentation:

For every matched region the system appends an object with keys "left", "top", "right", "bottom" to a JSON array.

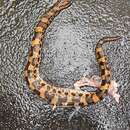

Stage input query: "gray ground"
[{"left": 0, "top": 0, "right": 130, "bottom": 130}]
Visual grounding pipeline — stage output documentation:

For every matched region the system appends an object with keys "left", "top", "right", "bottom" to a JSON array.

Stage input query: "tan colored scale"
[{"left": 24, "top": 0, "right": 121, "bottom": 110}]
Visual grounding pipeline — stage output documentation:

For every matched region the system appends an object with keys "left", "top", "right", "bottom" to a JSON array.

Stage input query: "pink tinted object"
[{"left": 74, "top": 76, "right": 120, "bottom": 103}]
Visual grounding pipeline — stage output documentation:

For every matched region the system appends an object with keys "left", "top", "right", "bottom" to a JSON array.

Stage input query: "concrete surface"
[{"left": 0, "top": 0, "right": 130, "bottom": 130}]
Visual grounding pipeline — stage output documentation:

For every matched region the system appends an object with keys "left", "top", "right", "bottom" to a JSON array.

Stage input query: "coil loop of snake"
[{"left": 24, "top": 0, "right": 121, "bottom": 110}]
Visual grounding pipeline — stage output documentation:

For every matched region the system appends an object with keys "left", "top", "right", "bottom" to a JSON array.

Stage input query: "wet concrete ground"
[{"left": 0, "top": 0, "right": 130, "bottom": 130}]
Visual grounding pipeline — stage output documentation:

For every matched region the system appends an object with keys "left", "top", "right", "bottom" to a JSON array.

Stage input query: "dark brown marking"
[
  {"left": 101, "top": 69, "right": 106, "bottom": 75},
  {"left": 64, "top": 92, "right": 68, "bottom": 95},
  {"left": 99, "top": 61, "right": 105, "bottom": 66},
  {"left": 98, "top": 56, "right": 106, "bottom": 63},
  {"left": 52, "top": 88, "right": 56, "bottom": 93},
  {"left": 24, "top": 62, "right": 30, "bottom": 71},
  {"left": 33, "top": 69, "right": 37, "bottom": 73},
  {"left": 95, "top": 90, "right": 103, "bottom": 100},
  {"left": 37, "top": 57, "right": 40, "bottom": 62},
  {"left": 85, "top": 94, "right": 90, "bottom": 98},
  {"left": 106, "top": 73, "right": 111, "bottom": 78},
  {"left": 33, "top": 74, "right": 37, "bottom": 79},
  {"left": 101, "top": 80, "right": 107, "bottom": 86},
  {"left": 39, "top": 43, "right": 42, "bottom": 48},
  {"left": 38, "top": 50, "right": 41, "bottom": 55},
  {"left": 35, "top": 64, "right": 39, "bottom": 68},
  {"left": 58, "top": 90, "right": 61, "bottom": 94},
  {"left": 31, "top": 58, "right": 35, "bottom": 66},
  {"left": 24, "top": 76, "right": 30, "bottom": 85},
  {"left": 79, "top": 93, "right": 83, "bottom": 97},
  {"left": 33, "top": 89, "right": 40, "bottom": 95},
  {"left": 96, "top": 52, "right": 102, "bottom": 59},
  {"left": 104, "top": 56, "right": 108, "bottom": 62},
  {"left": 41, "top": 83, "right": 46, "bottom": 86},
  {"left": 47, "top": 85, "right": 51, "bottom": 91},
  {"left": 32, "top": 36, "right": 36, "bottom": 41},
  {"left": 32, "top": 58, "right": 37, "bottom": 66},
  {"left": 29, "top": 47, "right": 34, "bottom": 57},
  {"left": 71, "top": 92, "right": 76, "bottom": 96},
  {"left": 106, "top": 68, "right": 111, "bottom": 75},
  {"left": 79, "top": 102, "right": 85, "bottom": 107}
]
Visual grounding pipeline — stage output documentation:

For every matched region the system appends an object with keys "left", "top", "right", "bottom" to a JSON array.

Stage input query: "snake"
[{"left": 24, "top": 0, "right": 121, "bottom": 110}]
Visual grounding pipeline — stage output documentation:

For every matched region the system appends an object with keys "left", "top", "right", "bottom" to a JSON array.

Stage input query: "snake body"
[{"left": 24, "top": 0, "right": 121, "bottom": 109}]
